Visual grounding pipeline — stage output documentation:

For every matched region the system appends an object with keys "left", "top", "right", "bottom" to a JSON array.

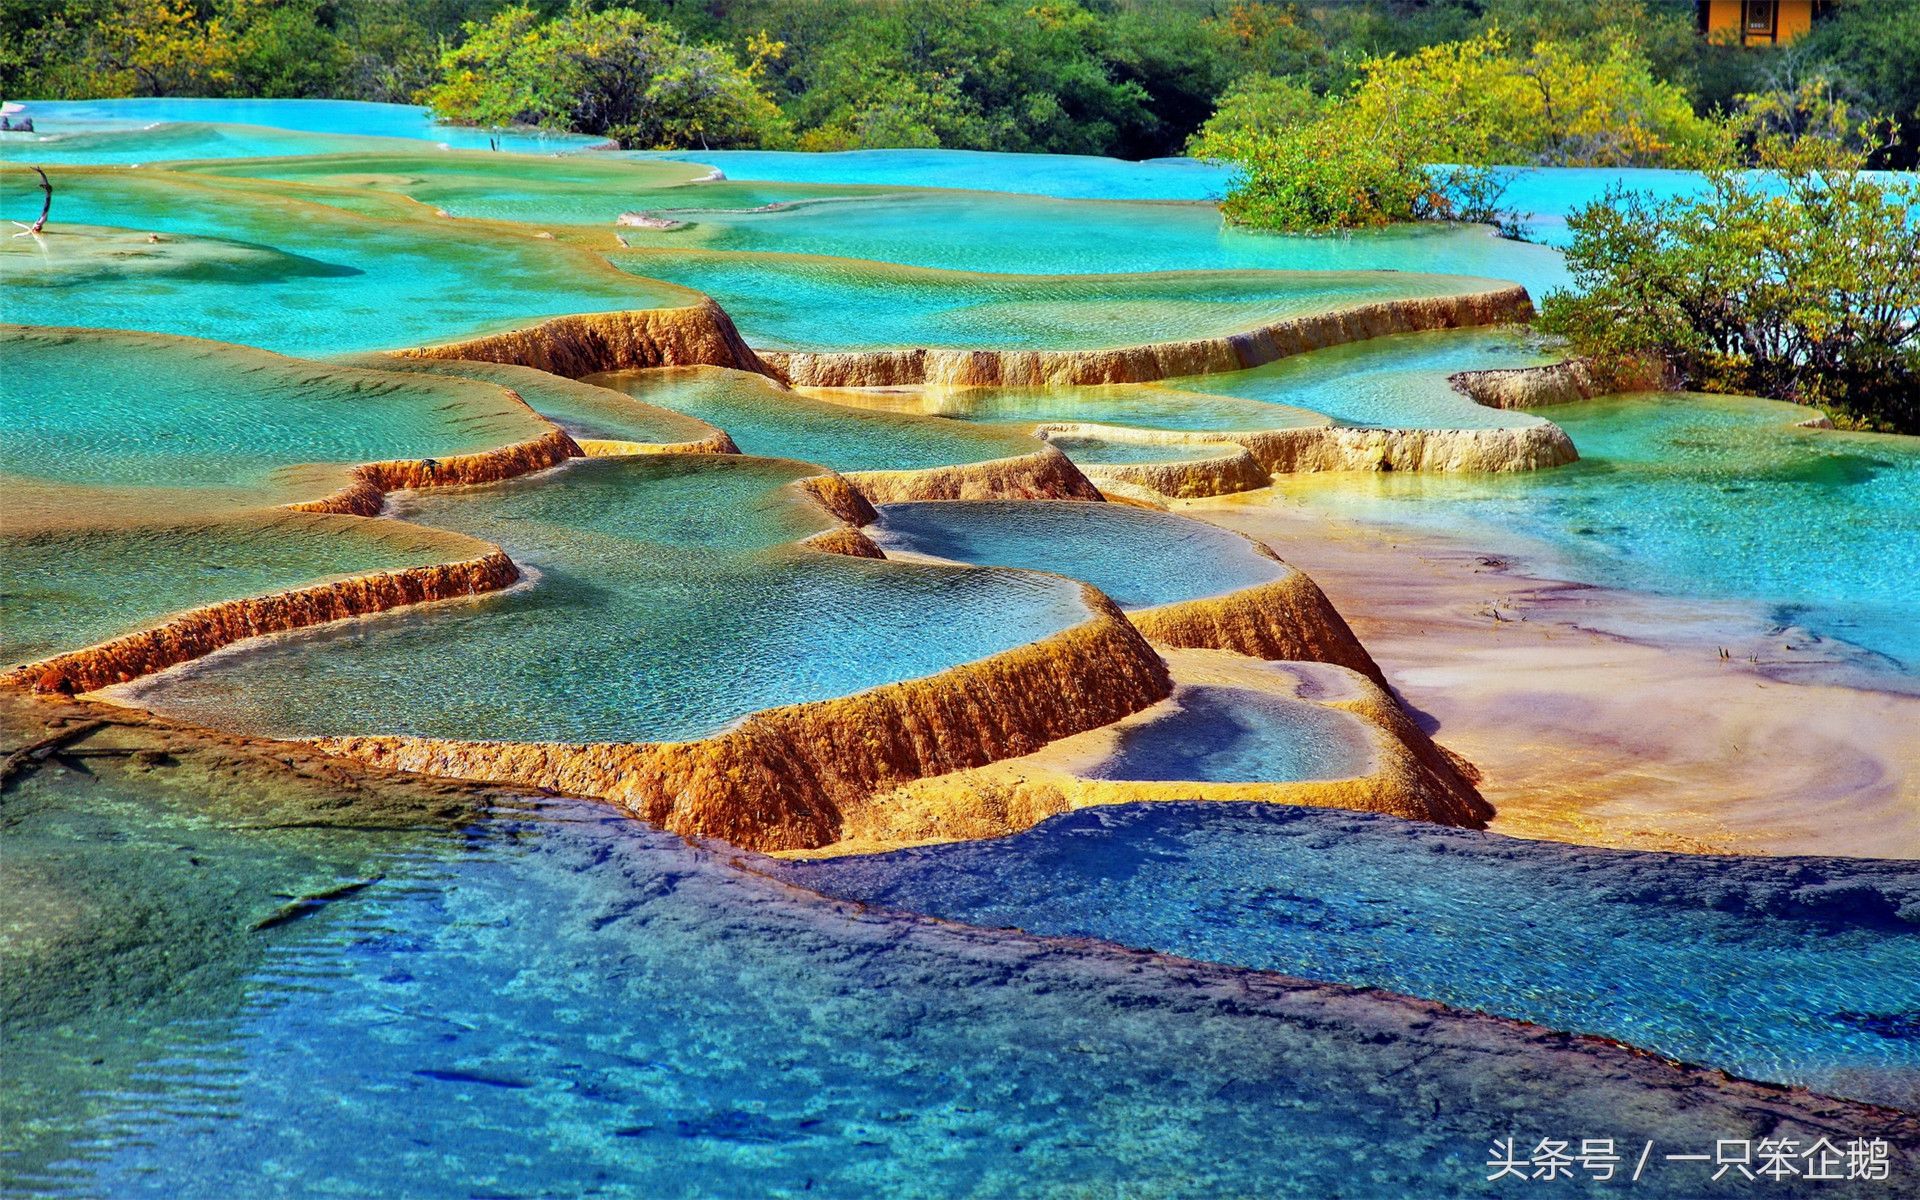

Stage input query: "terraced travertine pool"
[
  {"left": 591, "top": 366, "right": 1041, "bottom": 470},
  {"left": 3, "top": 99, "right": 1916, "bottom": 1198},
  {"left": 123, "top": 455, "right": 1095, "bottom": 744}
]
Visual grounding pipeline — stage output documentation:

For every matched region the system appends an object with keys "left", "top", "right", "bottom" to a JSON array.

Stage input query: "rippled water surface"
[
  {"left": 1167, "top": 326, "right": 1560, "bottom": 429},
  {"left": 784, "top": 803, "right": 1920, "bottom": 1109},
  {"left": 614, "top": 252, "right": 1514, "bottom": 351},
  {"left": 1092, "top": 687, "right": 1377, "bottom": 783},
  {"left": 0, "top": 168, "right": 688, "bottom": 355},
  {"left": 1274, "top": 393, "right": 1920, "bottom": 675},
  {"left": 1, "top": 328, "right": 546, "bottom": 497},
  {"left": 591, "top": 367, "right": 1039, "bottom": 470},
  {"left": 128, "top": 456, "right": 1092, "bottom": 743},
  {"left": 8, "top": 738, "right": 1901, "bottom": 1199},
  {"left": 872, "top": 500, "right": 1285, "bottom": 607}
]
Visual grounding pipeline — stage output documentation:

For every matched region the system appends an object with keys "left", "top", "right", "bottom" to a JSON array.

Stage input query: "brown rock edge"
[
  {"left": 312, "top": 586, "right": 1175, "bottom": 852},
  {"left": 760, "top": 286, "right": 1534, "bottom": 388},
  {"left": 397, "top": 299, "right": 776, "bottom": 379},
  {"left": 5, "top": 550, "right": 519, "bottom": 696}
]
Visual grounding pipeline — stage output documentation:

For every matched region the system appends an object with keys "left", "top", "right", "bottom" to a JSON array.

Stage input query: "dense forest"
[{"left": 3, "top": 0, "right": 1915, "bottom": 166}]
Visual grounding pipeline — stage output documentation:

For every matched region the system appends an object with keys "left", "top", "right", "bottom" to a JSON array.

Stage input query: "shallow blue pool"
[
  {"left": 1091, "top": 686, "right": 1375, "bottom": 783},
  {"left": 872, "top": 500, "right": 1287, "bottom": 608}
]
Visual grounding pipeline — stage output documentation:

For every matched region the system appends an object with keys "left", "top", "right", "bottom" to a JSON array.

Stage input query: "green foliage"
[
  {"left": 1540, "top": 115, "right": 1920, "bottom": 433},
  {"left": 423, "top": 4, "right": 790, "bottom": 149},
  {"left": 1186, "top": 73, "right": 1319, "bottom": 150},
  {"left": 762, "top": 0, "right": 1154, "bottom": 156},
  {"left": 1195, "top": 26, "right": 1716, "bottom": 233},
  {"left": 2, "top": 0, "right": 1913, "bottom": 170}
]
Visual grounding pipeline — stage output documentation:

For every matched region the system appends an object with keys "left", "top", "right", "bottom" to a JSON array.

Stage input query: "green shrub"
[
  {"left": 424, "top": 5, "right": 791, "bottom": 150},
  {"left": 1196, "top": 27, "right": 1716, "bottom": 233},
  {"left": 1540, "top": 124, "right": 1920, "bottom": 433}
]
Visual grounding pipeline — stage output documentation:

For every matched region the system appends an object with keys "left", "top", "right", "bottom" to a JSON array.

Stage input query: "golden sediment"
[
  {"left": 795, "top": 471, "right": 883, "bottom": 526},
  {"left": 841, "top": 445, "right": 1104, "bottom": 503},
  {"left": 396, "top": 299, "right": 777, "bottom": 379},
  {"left": 1448, "top": 354, "right": 1677, "bottom": 409},
  {"left": 798, "top": 526, "right": 887, "bottom": 558},
  {"left": 1037, "top": 425, "right": 1272, "bottom": 498},
  {"left": 1130, "top": 565, "right": 1385, "bottom": 684},
  {"left": 758, "top": 287, "right": 1533, "bottom": 388},
  {"left": 6, "top": 549, "right": 518, "bottom": 697},
  {"left": 576, "top": 431, "right": 741, "bottom": 457},
  {"left": 312, "top": 586, "right": 1173, "bottom": 853},
  {"left": 1225, "top": 423, "right": 1578, "bottom": 473},
  {"left": 288, "top": 427, "right": 584, "bottom": 516},
  {"left": 789, "top": 655, "right": 1490, "bottom": 858}
]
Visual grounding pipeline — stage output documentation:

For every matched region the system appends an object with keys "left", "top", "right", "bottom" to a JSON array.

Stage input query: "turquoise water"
[
  {"left": 0, "top": 512, "right": 483, "bottom": 667},
  {"left": 871, "top": 500, "right": 1285, "bottom": 608},
  {"left": 14, "top": 750, "right": 1890, "bottom": 1198},
  {"left": 622, "top": 189, "right": 1574, "bottom": 298},
  {"left": 1277, "top": 393, "right": 1920, "bottom": 676},
  {"left": 0, "top": 327, "right": 547, "bottom": 501},
  {"left": 836, "top": 380, "right": 1328, "bottom": 433},
  {"left": 1166, "top": 326, "right": 1560, "bottom": 430},
  {"left": 0, "top": 98, "right": 602, "bottom": 159},
  {"left": 632, "top": 146, "right": 1234, "bottom": 200},
  {"left": 783, "top": 803, "right": 1920, "bottom": 1110},
  {"left": 615, "top": 251, "right": 1515, "bottom": 351},
  {"left": 127, "top": 456, "right": 1093, "bottom": 743},
  {"left": 329, "top": 354, "right": 721, "bottom": 446},
  {"left": 0, "top": 167, "right": 691, "bottom": 356},
  {"left": 172, "top": 150, "right": 838, "bottom": 228},
  {"left": 1046, "top": 434, "right": 1238, "bottom": 464},
  {"left": 1091, "top": 687, "right": 1376, "bottom": 783},
  {"left": 590, "top": 367, "right": 1039, "bottom": 470}
]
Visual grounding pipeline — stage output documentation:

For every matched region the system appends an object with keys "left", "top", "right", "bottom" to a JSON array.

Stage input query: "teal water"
[
  {"left": 14, "top": 753, "right": 1894, "bottom": 1199},
  {"left": 1091, "top": 687, "right": 1377, "bottom": 783},
  {"left": 590, "top": 367, "right": 1039, "bottom": 470},
  {"left": 1277, "top": 393, "right": 1920, "bottom": 676},
  {"left": 126, "top": 456, "right": 1093, "bottom": 743},
  {"left": 783, "top": 803, "right": 1920, "bottom": 1111},
  {"left": 0, "top": 98, "right": 602, "bottom": 159},
  {"left": 1046, "top": 434, "right": 1239, "bottom": 464},
  {"left": 329, "top": 354, "right": 722, "bottom": 446},
  {"left": 631, "top": 146, "right": 1234, "bottom": 200},
  {"left": 1165, "top": 326, "right": 1560, "bottom": 430},
  {"left": 0, "top": 327, "right": 547, "bottom": 501},
  {"left": 614, "top": 251, "right": 1515, "bottom": 351},
  {"left": 837, "top": 379, "right": 1327, "bottom": 433},
  {"left": 622, "top": 189, "right": 1575, "bottom": 298},
  {"left": 0, "top": 167, "right": 691, "bottom": 356},
  {"left": 871, "top": 501, "right": 1285, "bottom": 608},
  {"left": 171, "top": 150, "right": 844, "bottom": 228},
  {"left": 0, "top": 512, "right": 484, "bottom": 667}
]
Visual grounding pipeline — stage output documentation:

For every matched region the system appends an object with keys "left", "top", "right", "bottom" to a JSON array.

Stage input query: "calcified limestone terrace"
[
  {"left": 744, "top": 276, "right": 1533, "bottom": 386},
  {"left": 11, "top": 106, "right": 1919, "bottom": 1192},
  {"left": 807, "top": 654, "right": 1487, "bottom": 857},
  {"left": 116, "top": 455, "right": 1197, "bottom": 853},
  {"left": 0, "top": 163, "right": 701, "bottom": 355},
  {"left": 0, "top": 329, "right": 594, "bottom": 687}
]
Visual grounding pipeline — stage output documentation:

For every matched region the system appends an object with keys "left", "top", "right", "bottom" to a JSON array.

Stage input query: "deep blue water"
[
  {"left": 781, "top": 803, "right": 1920, "bottom": 1111},
  {"left": 19, "top": 791, "right": 1912, "bottom": 1199}
]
